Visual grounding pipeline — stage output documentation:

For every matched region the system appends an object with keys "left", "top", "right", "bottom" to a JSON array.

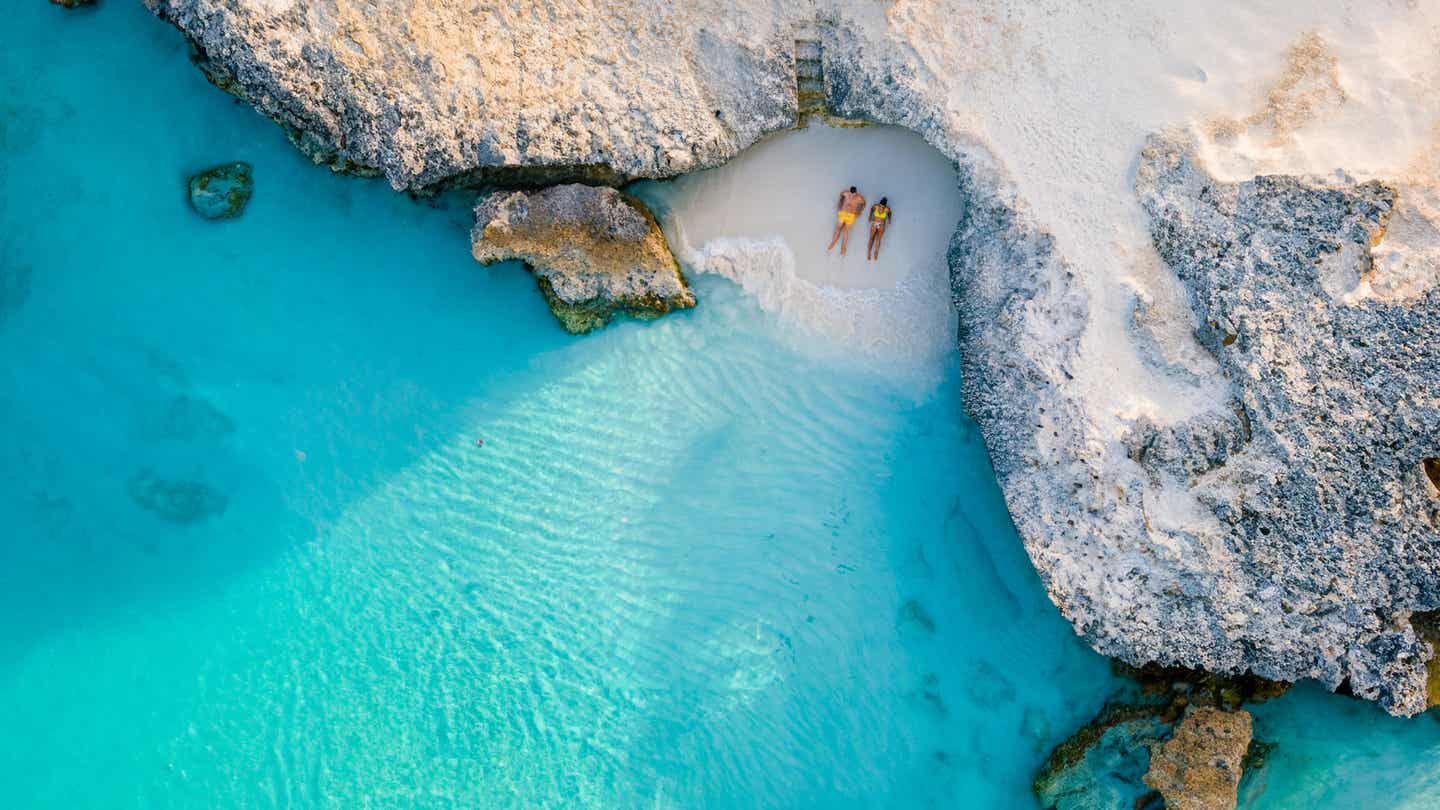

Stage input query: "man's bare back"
[{"left": 828, "top": 186, "right": 867, "bottom": 255}]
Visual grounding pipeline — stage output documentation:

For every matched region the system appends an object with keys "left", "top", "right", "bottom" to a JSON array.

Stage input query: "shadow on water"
[{"left": 0, "top": 1, "right": 570, "bottom": 661}]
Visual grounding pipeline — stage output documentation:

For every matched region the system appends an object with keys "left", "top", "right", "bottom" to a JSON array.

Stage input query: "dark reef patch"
[{"left": 128, "top": 469, "right": 228, "bottom": 523}]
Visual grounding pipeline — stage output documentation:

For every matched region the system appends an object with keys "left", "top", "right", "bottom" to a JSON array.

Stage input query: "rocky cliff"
[
  {"left": 144, "top": 0, "right": 1440, "bottom": 714},
  {"left": 143, "top": 0, "right": 803, "bottom": 190}
]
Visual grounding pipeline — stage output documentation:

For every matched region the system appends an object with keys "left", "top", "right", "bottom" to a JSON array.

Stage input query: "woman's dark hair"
[
  {"left": 879, "top": 197, "right": 888, "bottom": 205},
  {"left": 849, "top": 186, "right": 857, "bottom": 193}
]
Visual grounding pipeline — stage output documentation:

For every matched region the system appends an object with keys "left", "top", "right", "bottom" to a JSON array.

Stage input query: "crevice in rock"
[
  {"left": 1423, "top": 457, "right": 1440, "bottom": 494},
  {"left": 1409, "top": 610, "right": 1440, "bottom": 708},
  {"left": 415, "top": 163, "right": 628, "bottom": 196}
]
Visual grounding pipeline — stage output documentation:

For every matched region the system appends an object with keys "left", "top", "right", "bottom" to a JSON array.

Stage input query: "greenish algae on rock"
[
  {"left": 1035, "top": 663, "right": 1290, "bottom": 810},
  {"left": 188, "top": 161, "right": 253, "bottom": 220},
  {"left": 1410, "top": 609, "right": 1440, "bottom": 708}
]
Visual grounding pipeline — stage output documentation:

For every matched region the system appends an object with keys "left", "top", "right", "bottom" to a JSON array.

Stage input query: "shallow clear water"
[{"left": 4, "top": 4, "right": 1440, "bottom": 809}]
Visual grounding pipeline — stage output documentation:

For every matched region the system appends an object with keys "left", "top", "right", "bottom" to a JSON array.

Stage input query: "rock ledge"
[{"left": 471, "top": 184, "right": 694, "bottom": 334}]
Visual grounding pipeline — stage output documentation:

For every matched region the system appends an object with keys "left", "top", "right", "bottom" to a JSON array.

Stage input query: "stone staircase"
[{"left": 794, "top": 31, "right": 825, "bottom": 119}]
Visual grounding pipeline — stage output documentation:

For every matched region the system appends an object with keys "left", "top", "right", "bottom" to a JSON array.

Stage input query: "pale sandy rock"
[
  {"left": 146, "top": 0, "right": 1440, "bottom": 714},
  {"left": 143, "top": 0, "right": 807, "bottom": 190},
  {"left": 471, "top": 184, "right": 693, "bottom": 334},
  {"left": 1144, "top": 708, "right": 1253, "bottom": 810}
]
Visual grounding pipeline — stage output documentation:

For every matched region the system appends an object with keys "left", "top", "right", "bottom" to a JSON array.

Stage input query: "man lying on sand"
[
  {"left": 866, "top": 197, "right": 891, "bottom": 261},
  {"left": 827, "top": 186, "right": 866, "bottom": 256}
]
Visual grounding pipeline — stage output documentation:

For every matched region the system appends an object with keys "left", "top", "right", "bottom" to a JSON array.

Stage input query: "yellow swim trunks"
[{"left": 837, "top": 210, "right": 857, "bottom": 225}]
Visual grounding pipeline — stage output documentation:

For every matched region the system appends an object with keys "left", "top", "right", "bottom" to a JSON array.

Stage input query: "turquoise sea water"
[{"left": 4, "top": 3, "right": 1440, "bottom": 808}]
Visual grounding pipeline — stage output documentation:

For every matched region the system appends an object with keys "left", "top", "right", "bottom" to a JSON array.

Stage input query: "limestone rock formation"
[
  {"left": 146, "top": 0, "right": 1440, "bottom": 714},
  {"left": 1130, "top": 135, "right": 1440, "bottom": 715},
  {"left": 188, "top": 161, "right": 253, "bottom": 220},
  {"left": 1144, "top": 708, "right": 1252, "bottom": 810},
  {"left": 143, "top": 0, "right": 802, "bottom": 191},
  {"left": 471, "top": 184, "right": 693, "bottom": 334}
]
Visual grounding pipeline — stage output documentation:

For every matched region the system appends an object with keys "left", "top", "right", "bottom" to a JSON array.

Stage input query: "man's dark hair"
[
  {"left": 849, "top": 186, "right": 857, "bottom": 193},
  {"left": 880, "top": 197, "right": 888, "bottom": 205}
]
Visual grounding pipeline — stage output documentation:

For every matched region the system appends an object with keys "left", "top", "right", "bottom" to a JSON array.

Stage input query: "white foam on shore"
[{"left": 632, "top": 123, "right": 964, "bottom": 378}]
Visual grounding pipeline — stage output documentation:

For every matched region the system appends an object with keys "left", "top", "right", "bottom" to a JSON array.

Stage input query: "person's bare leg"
[
  {"left": 872, "top": 228, "right": 885, "bottom": 259},
  {"left": 827, "top": 221, "right": 843, "bottom": 251},
  {"left": 840, "top": 223, "right": 852, "bottom": 255},
  {"left": 866, "top": 227, "right": 879, "bottom": 260}
]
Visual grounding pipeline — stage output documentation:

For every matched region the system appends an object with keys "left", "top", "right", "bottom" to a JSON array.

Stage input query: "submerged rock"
[
  {"left": 1036, "top": 664, "right": 1283, "bottom": 809},
  {"left": 188, "top": 161, "right": 252, "bottom": 220},
  {"left": 139, "top": 394, "right": 236, "bottom": 443},
  {"left": 471, "top": 184, "right": 694, "bottom": 334},
  {"left": 1034, "top": 702, "right": 1168, "bottom": 810},
  {"left": 128, "top": 469, "right": 227, "bottom": 523},
  {"left": 1118, "top": 661, "right": 1290, "bottom": 713},
  {"left": 1144, "top": 708, "right": 1253, "bottom": 810},
  {"left": 50, "top": 0, "right": 94, "bottom": 7},
  {"left": 0, "top": 255, "right": 32, "bottom": 328}
]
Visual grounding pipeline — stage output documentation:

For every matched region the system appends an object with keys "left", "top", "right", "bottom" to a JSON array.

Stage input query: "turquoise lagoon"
[{"left": 2, "top": 3, "right": 1440, "bottom": 808}]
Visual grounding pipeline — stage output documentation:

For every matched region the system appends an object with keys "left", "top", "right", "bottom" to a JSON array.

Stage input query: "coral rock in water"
[
  {"left": 128, "top": 469, "right": 228, "bottom": 524},
  {"left": 188, "top": 161, "right": 253, "bottom": 220},
  {"left": 471, "top": 184, "right": 693, "bottom": 334},
  {"left": 1033, "top": 702, "right": 1168, "bottom": 810},
  {"left": 1144, "top": 708, "right": 1253, "bottom": 810}
]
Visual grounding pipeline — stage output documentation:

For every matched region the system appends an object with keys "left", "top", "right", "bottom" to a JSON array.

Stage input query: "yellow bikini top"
[{"left": 873, "top": 205, "right": 889, "bottom": 219}]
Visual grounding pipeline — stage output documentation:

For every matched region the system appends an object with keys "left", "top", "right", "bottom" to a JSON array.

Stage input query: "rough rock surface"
[
  {"left": 143, "top": 0, "right": 802, "bottom": 191},
  {"left": 1144, "top": 708, "right": 1252, "bottom": 810},
  {"left": 146, "top": 0, "right": 1440, "bottom": 713},
  {"left": 1130, "top": 136, "right": 1440, "bottom": 714},
  {"left": 188, "top": 161, "right": 253, "bottom": 219},
  {"left": 471, "top": 184, "right": 693, "bottom": 334},
  {"left": 51, "top": 0, "right": 94, "bottom": 7}
]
